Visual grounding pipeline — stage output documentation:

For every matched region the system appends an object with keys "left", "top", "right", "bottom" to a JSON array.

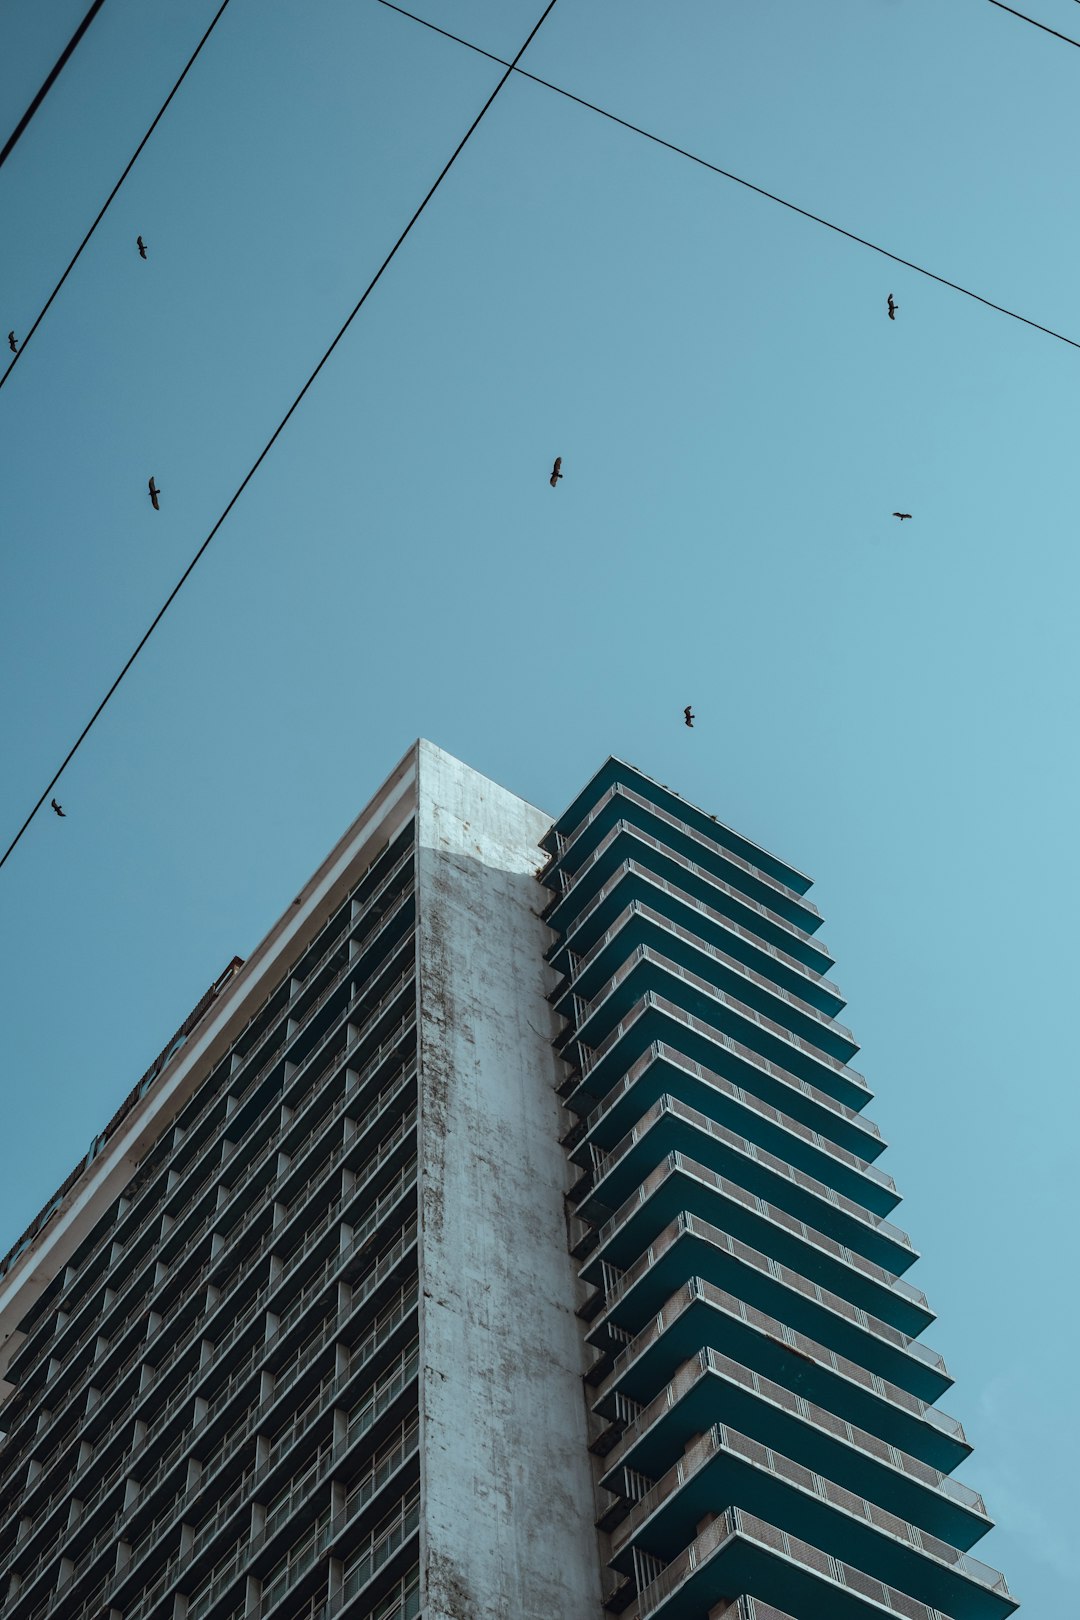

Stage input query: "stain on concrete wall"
[{"left": 415, "top": 741, "right": 604, "bottom": 1620}]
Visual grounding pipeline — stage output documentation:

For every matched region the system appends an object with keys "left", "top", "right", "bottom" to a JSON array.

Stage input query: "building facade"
[{"left": 0, "top": 742, "right": 1016, "bottom": 1620}]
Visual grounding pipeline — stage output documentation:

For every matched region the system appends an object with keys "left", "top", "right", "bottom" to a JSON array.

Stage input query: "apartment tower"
[{"left": 0, "top": 741, "right": 1016, "bottom": 1620}]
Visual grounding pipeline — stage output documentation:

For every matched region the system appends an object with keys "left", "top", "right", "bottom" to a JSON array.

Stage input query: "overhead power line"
[
  {"left": 377, "top": 1, "right": 1080, "bottom": 354},
  {"left": 982, "top": 0, "right": 1080, "bottom": 48},
  {"left": 0, "top": 0, "right": 559, "bottom": 874},
  {"left": 1, "top": 0, "right": 234, "bottom": 394},
  {"left": 0, "top": 0, "right": 108, "bottom": 172}
]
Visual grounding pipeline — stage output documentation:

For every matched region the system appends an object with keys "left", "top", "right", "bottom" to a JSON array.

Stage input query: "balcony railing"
[
  {"left": 629, "top": 1506, "right": 953, "bottom": 1620},
  {"left": 610, "top": 1348, "right": 984, "bottom": 1516},
  {"left": 618, "top": 1424, "right": 1009, "bottom": 1596},
  {"left": 583, "top": 1044, "right": 895, "bottom": 1198},
  {"left": 552, "top": 783, "right": 819, "bottom": 922},
  {"left": 592, "top": 1153, "right": 925, "bottom": 1317},
  {"left": 601, "top": 1278, "right": 965, "bottom": 1446},
  {"left": 592, "top": 1096, "right": 910, "bottom": 1255},
  {"left": 601, "top": 1214, "right": 946, "bottom": 1377}
]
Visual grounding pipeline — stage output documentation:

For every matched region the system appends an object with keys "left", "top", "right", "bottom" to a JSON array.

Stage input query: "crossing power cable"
[
  {"left": 0, "top": 0, "right": 108, "bottom": 172},
  {"left": 982, "top": 0, "right": 1080, "bottom": 48},
  {"left": 1, "top": 0, "right": 234, "bottom": 393},
  {"left": 377, "top": 0, "right": 1080, "bottom": 355},
  {"left": 0, "top": 0, "right": 559, "bottom": 874}
]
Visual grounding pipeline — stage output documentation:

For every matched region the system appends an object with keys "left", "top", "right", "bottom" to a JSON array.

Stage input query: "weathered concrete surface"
[{"left": 415, "top": 741, "right": 603, "bottom": 1620}]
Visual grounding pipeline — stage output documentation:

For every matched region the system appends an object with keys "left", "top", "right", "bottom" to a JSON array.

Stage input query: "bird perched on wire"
[
  {"left": 887, "top": 294, "right": 898, "bottom": 321},
  {"left": 684, "top": 706, "right": 695, "bottom": 728},
  {"left": 7, "top": 331, "right": 17, "bottom": 353},
  {"left": 148, "top": 477, "right": 161, "bottom": 510},
  {"left": 137, "top": 235, "right": 148, "bottom": 260},
  {"left": 549, "top": 457, "right": 563, "bottom": 489},
  {"left": 50, "top": 799, "right": 66, "bottom": 818},
  {"left": 892, "top": 511, "right": 912, "bottom": 521}
]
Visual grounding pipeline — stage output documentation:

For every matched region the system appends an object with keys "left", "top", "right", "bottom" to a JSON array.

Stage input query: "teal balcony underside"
[
  {"left": 622, "top": 1508, "right": 1016, "bottom": 1620},
  {"left": 612, "top": 1427, "right": 1013, "bottom": 1620},
  {"left": 556, "top": 903, "right": 858, "bottom": 1064},
  {"left": 541, "top": 757, "right": 815, "bottom": 900},
  {"left": 580, "top": 1156, "right": 930, "bottom": 1335},
  {"left": 601, "top": 1356, "right": 989, "bottom": 1551},
  {"left": 577, "top": 1101, "right": 915, "bottom": 1276},
  {"left": 594, "top": 1216, "right": 951, "bottom": 1402},
  {"left": 544, "top": 824, "right": 834, "bottom": 975},
  {"left": 575, "top": 1047, "right": 900, "bottom": 1219},
  {"left": 546, "top": 785, "right": 823, "bottom": 935},
  {"left": 564, "top": 949, "right": 866, "bottom": 1109},
  {"left": 548, "top": 861, "right": 846, "bottom": 1019},
  {"left": 564, "top": 996, "right": 883, "bottom": 1164},
  {"left": 593, "top": 1285, "right": 969, "bottom": 1474}
]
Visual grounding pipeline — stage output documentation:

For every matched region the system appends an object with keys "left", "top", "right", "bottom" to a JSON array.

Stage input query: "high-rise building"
[{"left": 0, "top": 742, "right": 1016, "bottom": 1620}]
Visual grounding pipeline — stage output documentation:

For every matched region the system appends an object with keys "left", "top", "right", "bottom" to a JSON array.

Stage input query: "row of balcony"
[
  {"left": 5, "top": 846, "right": 416, "bottom": 1393},
  {"left": 544, "top": 822, "right": 834, "bottom": 974},
  {"left": 542, "top": 782, "right": 822, "bottom": 934},
  {"left": 547, "top": 861, "right": 844, "bottom": 1018}
]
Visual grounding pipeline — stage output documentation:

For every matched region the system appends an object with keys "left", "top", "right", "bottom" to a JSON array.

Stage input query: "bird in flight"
[
  {"left": 892, "top": 511, "right": 912, "bottom": 521},
  {"left": 137, "top": 236, "right": 148, "bottom": 260},
  {"left": 549, "top": 457, "right": 563, "bottom": 489},
  {"left": 148, "top": 477, "right": 161, "bottom": 510},
  {"left": 50, "top": 799, "right": 66, "bottom": 818},
  {"left": 887, "top": 294, "right": 898, "bottom": 321},
  {"left": 7, "top": 331, "right": 17, "bottom": 353},
  {"left": 684, "top": 706, "right": 695, "bottom": 728}
]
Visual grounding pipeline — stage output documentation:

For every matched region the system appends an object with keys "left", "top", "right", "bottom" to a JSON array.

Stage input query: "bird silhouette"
[
  {"left": 50, "top": 799, "right": 66, "bottom": 818},
  {"left": 892, "top": 512, "right": 912, "bottom": 521},
  {"left": 137, "top": 236, "right": 148, "bottom": 260},
  {"left": 7, "top": 331, "right": 17, "bottom": 353},
  {"left": 887, "top": 294, "right": 898, "bottom": 321},
  {"left": 684, "top": 706, "right": 695, "bottom": 728},
  {"left": 148, "top": 477, "right": 161, "bottom": 510},
  {"left": 549, "top": 457, "right": 563, "bottom": 488}
]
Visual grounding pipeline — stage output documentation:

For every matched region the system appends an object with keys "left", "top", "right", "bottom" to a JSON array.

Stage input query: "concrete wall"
[{"left": 415, "top": 741, "right": 604, "bottom": 1620}]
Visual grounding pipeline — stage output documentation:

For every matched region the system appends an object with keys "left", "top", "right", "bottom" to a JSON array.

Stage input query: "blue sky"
[{"left": 1, "top": 0, "right": 1077, "bottom": 1609}]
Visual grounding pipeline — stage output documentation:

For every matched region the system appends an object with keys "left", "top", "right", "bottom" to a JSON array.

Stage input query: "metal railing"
[
  {"left": 619, "top": 1425, "right": 1008, "bottom": 1595},
  {"left": 565, "top": 899, "right": 854, "bottom": 1048},
  {"left": 582, "top": 1043, "right": 895, "bottom": 1195},
  {"left": 555, "top": 860, "right": 843, "bottom": 1004},
  {"left": 578, "top": 994, "right": 881, "bottom": 1155},
  {"left": 592, "top": 1095, "right": 910, "bottom": 1253},
  {"left": 610, "top": 1347, "right": 984, "bottom": 1516},
  {"left": 631, "top": 1507, "right": 953, "bottom": 1620},
  {"left": 553, "top": 783, "right": 818, "bottom": 919},
  {"left": 602, "top": 1278, "right": 965, "bottom": 1443},
  {"left": 593, "top": 1152, "right": 924, "bottom": 1313},
  {"left": 578, "top": 945, "right": 866, "bottom": 1094},
  {"left": 601, "top": 1214, "right": 946, "bottom": 1375}
]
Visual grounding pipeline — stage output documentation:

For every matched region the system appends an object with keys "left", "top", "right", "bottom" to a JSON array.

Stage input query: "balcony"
[
  {"left": 573, "top": 1045, "right": 899, "bottom": 1219},
  {"left": 544, "top": 824, "right": 834, "bottom": 974},
  {"left": 581, "top": 1154, "right": 931, "bottom": 1337},
  {"left": 565, "top": 947, "right": 868, "bottom": 1114},
  {"left": 601, "top": 1350, "right": 989, "bottom": 1551},
  {"left": 547, "top": 863, "right": 845, "bottom": 1019},
  {"left": 591, "top": 1214, "right": 951, "bottom": 1402},
  {"left": 576, "top": 1097, "right": 913, "bottom": 1275},
  {"left": 594, "top": 1279, "right": 968, "bottom": 1472},
  {"left": 612, "top": 1426, "right": 1015, "bottom": 1619},
  {"left": 622, "top": 1506, "right": 982, "bottom": 1620},
  {"left": 541, "top": 758, "right": 814, "bottom": 899},
  {"left": 543, "top": 783, "right": 822, "bottom": 935},
  {"left": 555, "top": 903, "right": 857, "bottom": 1063},
  {"left": 564, "top": 996, "right": 882, "bottom": 1166}
]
